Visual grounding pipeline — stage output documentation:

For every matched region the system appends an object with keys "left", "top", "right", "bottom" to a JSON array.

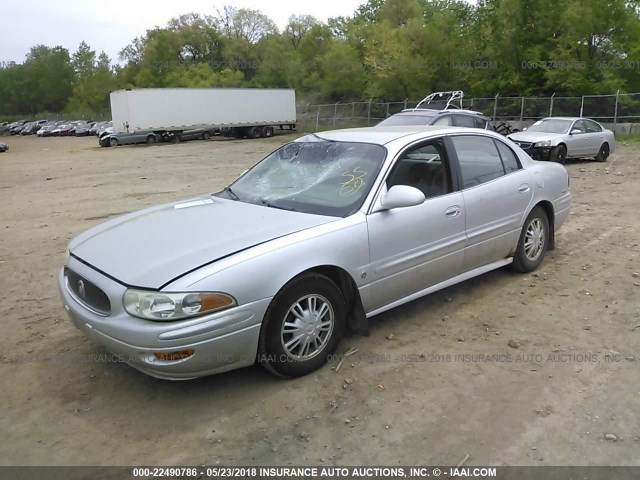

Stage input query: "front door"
[{"left": 366, "top": 139, "right": 466, "bottom": 312}]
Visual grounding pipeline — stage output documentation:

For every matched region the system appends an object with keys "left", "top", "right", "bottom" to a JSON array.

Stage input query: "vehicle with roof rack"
[{"left": 377, "top": 91, "right": 494, "bottom": 130}]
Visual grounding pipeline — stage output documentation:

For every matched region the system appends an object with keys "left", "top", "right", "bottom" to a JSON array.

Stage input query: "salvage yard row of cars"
[{"left": 0, "top": 119, "right": 112, "bottom": 137}]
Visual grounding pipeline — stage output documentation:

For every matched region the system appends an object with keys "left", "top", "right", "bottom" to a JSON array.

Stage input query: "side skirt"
[{"left": 366, "top": 257, "right": 513, "bottom": 318}]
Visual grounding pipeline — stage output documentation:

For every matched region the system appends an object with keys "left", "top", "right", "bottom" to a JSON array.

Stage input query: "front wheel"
[
  {"left": 595, "top": 143, "right": 609, "bottom": 162},
  {"left": 258, "top": 272, "right": 346, "bottom": 377},
  {"left": 109, "top": 137, "right": 118, "bottom": 147},
  {"left": 511, "top": 206, "right": 549, "bottom": 273},
  {"left": 549, "top": 145, "right": 567, "bottom": 164}
]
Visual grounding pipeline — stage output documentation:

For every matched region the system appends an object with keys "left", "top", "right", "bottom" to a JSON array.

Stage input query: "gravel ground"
[{"left": 0, "top": 133, "right": 639, "bottom": 466}]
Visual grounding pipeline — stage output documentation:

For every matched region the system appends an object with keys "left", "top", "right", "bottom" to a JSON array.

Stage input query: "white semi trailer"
[{"left": 109, "top": 88, "right": 296, "bottom": 139}]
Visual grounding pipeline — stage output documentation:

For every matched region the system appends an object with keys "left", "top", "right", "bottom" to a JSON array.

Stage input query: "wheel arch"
[
  {"left": 275, "top": 265, "right": 369, "bottom": 337},
  {"left": 533, "top": 200, "right": 556, "bottom": 250}
]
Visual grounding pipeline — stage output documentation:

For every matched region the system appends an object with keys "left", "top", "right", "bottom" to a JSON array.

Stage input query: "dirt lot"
[{"left": 0, "top": 133, "right": 639, "bottom": 467}]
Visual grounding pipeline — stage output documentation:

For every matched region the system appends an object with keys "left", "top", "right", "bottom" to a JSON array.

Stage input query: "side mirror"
[
  {"left": 376, "top": 185, "right": 425, "bottom": 212},
  {"left": 570, "top": 129, "right": 581, "bottom": 135}
]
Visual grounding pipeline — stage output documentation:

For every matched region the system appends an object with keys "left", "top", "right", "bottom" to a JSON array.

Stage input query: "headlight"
[
  {"left": 123, "top": 289, "right": 236, "bottom": 321},
  {"left": 534, "top": 140, "right": 552, "bottom": 147}
]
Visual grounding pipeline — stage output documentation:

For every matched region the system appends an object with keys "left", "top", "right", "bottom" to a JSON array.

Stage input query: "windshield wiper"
[
  {"left": 259, "top": 198, "right": 297, "bottom": 212},
  {"left": 222, "top": 186, "right": 239, "bottom": 201}
]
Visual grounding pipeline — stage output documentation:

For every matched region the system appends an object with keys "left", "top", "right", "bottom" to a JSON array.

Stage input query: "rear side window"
[
  {"left": 474, "top": 117, "right": 488, "bottom": 129},
  {"left": 452, "top": 136, "right": 507, "bottom": 188},
  {"left": 494, "top": 140, "right": 521, "bottom": 173},
  {"left": 453, "top": 115, "right": 476, "bottom": 128}
]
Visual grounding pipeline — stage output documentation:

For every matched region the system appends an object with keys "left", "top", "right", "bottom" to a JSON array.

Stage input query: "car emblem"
[{"left": 77, "top": 280, "right": 86, "bottom": 298}]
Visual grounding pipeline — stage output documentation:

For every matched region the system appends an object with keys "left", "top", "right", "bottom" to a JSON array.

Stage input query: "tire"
[
  {"left": 171, "top": 135, "right": 180, "bottom": 144},
  {"left": 248, "top": 126, "right": 261, "bottom": 139},
  {"left": 511, "top": 206, "right": 549, "bottom": 273},
  {"left": 595, "top": 143, "right": 609, "bottom": 162},
  {"left": 233, "top": 128, "right": 244, "bottom": 139},
  {"left": 202, "top": 131, "right": 210, "bottom": 140},
  {"left": 146, "top": 135, "right": 157, "bottom": 144},
  {"left": 258, "top": 272, "right": 346, "bottom": 378},
  {"left": 261, "top": 126, "right": 274, "bottom": 138},
  {"left": 549, "top": 145, "right": 567, "bottom": 164},
  {"left": 109, "top": 137, "right": 118, "bottom": 147}
]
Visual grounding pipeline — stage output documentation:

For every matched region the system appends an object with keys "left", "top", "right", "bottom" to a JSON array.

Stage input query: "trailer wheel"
[
  {"left": 248, "top": 126, "right": 261, "bottom": 139},
  {"left": 261, "top": 126, "right": 274, "bottom": 138}
]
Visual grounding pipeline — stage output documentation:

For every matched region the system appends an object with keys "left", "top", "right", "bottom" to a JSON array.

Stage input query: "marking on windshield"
[{"left": 340, "top": 167, "right": 367, "bottom": 196}]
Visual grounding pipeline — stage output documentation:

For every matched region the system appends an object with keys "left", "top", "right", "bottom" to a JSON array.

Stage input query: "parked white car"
[{"left": 508, "top": 117, "right": 615, "bottom": 164}]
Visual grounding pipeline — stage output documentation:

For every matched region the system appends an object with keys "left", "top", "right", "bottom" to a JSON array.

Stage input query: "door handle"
[
  {"left": 518, "top": 184, "right": 530, "bottom": 193},
  {"left": 445, "top": 206, "right": 462, "bottom": 217}
]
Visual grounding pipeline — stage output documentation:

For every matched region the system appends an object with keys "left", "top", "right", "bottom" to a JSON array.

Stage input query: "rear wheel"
[
  {"left": 248, "top": 126, "right": 261, "bottom": 139},
  {"left": 261, "top": 126, "right": 274, "bottom": 138},
  {"left": 511, "top": 206, "right": 549, "bottom": 273},
  {"left": 258, "top": 272, "right": 346, "bottom": 378},
  {"left": 595, "top": 143, "right": 609, "bottom": 162},
  {"left": 146, "top": 135, "right": 156, "bottom": 144},
  {"left": 549, "top": 145, "right": 567, "bottom": 164}
]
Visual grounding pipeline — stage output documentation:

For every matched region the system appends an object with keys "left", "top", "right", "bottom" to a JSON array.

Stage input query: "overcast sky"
[{"left": 1, "top": 0, "right": 367, "bottom": 65}]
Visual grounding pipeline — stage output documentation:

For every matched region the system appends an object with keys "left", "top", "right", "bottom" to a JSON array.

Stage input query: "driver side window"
[
  {"left": 572, "top": 120, "right": 586, "bottom": 134},
  {"left": 386, "top": 141, "right": 452, "bottom": 199}
]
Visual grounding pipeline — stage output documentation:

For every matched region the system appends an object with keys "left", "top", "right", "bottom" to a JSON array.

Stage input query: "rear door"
[
  {"left": 582, "top": 119, "right": 605, "bottom": 155},
  {"left": 366, "top": 138, "right": 466, "bottom": 311},
  {"left": 449, "top": 134, "right": 533, "bottom": 271}
]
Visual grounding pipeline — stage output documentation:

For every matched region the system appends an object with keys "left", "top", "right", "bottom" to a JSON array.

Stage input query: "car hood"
[
  {"left": 508, "top": 131, "right": 565, "bottom": 143},
  {"left": 69, "top": 196, "right": 337, "bottom": 289}
]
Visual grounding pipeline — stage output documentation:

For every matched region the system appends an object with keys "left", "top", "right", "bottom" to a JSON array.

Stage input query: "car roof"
[
  {"left": 395, "top": 108, "right": 487, "bottom": 117},
  {"left": 308, "top": 126, "right": 500, "bottom": 146},
  {"left": 538, "top": 117, "right": 581, "bottom": 121}
]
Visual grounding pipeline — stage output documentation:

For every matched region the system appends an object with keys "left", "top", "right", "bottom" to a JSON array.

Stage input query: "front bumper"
[
  {"left": 58, "top": 256, "right": 269, "bottom": 380},
  {"left": 521, "top": 146, "right": 551, "bottom": 161}
]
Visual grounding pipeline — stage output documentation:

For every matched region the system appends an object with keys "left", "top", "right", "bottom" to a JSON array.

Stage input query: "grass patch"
[{"left": 615, "top": 133, "right": 640, "bottom": 143}]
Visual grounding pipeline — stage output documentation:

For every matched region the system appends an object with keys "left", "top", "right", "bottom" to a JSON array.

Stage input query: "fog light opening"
[{"left": 153, "top": 349, "right": 195, "bottom": 361}]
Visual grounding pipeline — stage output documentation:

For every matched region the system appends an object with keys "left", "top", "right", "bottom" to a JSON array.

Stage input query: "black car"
[
  {"left": 377, "top": 91, "right": 494, "bottom": 130},
  {"left": 9, "top": 121, "right": 28, "bottom": 135},
  {"left": 0, "top": 142, "right": 8, "bottom": 152},
  {"left": 74, "top": 122, "right": 96, "bottom": 136}
]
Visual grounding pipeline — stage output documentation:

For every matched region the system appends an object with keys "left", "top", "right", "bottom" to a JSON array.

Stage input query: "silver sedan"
[
  {"left": 58, "top": 126, "right": 572, "bottom": 379},
  {"left": 508, "top": 117, "right": 615, "bottom": 164}
]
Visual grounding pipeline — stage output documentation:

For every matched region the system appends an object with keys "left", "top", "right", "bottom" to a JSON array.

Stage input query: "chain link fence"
[{"left": 298, "top": 91, "right": 640, "bottom": 133}]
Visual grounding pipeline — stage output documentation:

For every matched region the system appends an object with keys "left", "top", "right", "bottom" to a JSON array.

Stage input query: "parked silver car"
[
  {"left": 59, "top": 126, "right": 571, "bottom": 380},
  {"left": 99, "top": 130, "right": 160, "bottom": 147},
  {"left": 508, "top": 117, "right": 615, "bottom": 164}
]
